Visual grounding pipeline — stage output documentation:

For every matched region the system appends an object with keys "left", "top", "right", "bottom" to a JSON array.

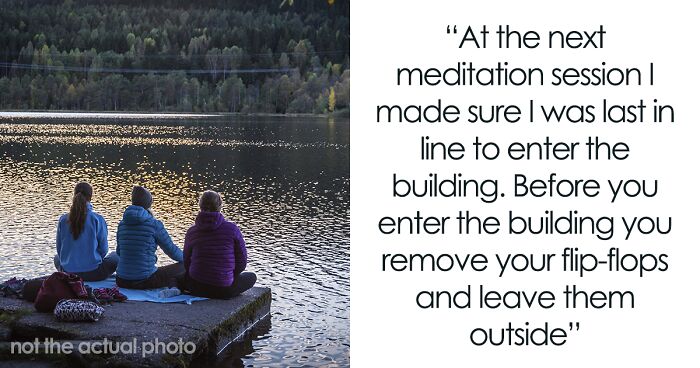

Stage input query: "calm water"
[{"left": 0, "top": 114, "right": 350, "bottom": 367}]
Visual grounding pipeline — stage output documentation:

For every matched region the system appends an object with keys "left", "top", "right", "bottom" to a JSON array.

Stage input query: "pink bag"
[{"left": 34, "top": 272, "right": 88, "bottom": 313}]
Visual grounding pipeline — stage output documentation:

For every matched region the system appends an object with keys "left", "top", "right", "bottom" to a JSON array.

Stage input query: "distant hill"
[{"left": 0, "top": 0, "right": 350, "bottom": 114}]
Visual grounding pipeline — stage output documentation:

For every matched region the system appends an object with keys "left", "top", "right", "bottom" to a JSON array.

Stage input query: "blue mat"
[{"left": 85, "top": 277, "right": 208, "bottom": 305}]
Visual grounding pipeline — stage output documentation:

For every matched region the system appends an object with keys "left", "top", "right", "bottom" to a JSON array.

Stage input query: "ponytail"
[{"left": 68, "top": 182, "right": 93, "bottom": 239}]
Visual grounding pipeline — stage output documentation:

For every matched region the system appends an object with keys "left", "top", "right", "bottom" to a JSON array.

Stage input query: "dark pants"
[
  {"left": 182, "top": 272, "right": 257, "bottom": 299},
  {"left": 54, "top": 252, "right": 119, "bottom": 282},
  {"left": 116, "top": 263, "right": 185, "bottom": 289}
]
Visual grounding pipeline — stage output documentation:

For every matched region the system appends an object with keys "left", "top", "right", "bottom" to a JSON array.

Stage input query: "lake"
[{"left": 0, "top": 113, "right": 350, "bottom": 367}]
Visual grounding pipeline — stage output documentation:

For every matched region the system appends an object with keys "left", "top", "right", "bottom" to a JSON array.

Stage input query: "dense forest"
[{"left": 0, "top": 0, "right": 349, "bottom": 114}]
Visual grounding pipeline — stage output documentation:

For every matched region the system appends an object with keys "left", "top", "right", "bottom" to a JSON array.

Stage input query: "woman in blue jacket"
[
  {"left": 54, "top": 182, "right": 119, "bottom": 281},
  {"left": 116, "top": 186, "right": 184, "bottom": 289}
]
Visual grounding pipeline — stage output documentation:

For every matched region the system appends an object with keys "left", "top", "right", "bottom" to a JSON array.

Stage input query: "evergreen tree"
[{"left": 0, "top": 0, "right": 350, "bottom": 114}]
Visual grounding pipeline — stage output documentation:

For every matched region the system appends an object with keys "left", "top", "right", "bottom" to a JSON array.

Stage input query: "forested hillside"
[{"left": 0, "top": 0, "right": 350, "bottom": 113}]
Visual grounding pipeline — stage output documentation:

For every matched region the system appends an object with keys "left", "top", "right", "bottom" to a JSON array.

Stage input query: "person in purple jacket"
[{"left": 181, "top": 190, "right": 256, "bottom": 299}]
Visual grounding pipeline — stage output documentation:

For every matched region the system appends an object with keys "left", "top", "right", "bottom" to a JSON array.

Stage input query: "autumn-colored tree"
[{"left": 328, "top": 87, "right": 336, "bottom": 112}]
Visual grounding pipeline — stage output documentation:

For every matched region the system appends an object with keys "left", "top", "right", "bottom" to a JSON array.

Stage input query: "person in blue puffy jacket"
[{"left": 115, "top": 186, "right": 184, "bottom": 289}]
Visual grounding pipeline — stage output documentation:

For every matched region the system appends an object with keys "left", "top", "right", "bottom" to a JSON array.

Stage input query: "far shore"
[{"left": 0, "top": 110, "right": 347, "bottom": 120}]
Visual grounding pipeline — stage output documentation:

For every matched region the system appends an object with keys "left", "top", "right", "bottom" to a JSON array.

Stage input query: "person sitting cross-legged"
[
  {"left": 180, "top": 190, "right": 256, "bottom": 299},
  {"left": 116, "top": 186, "right": 184, "bottom": 289},
  {"left": 54, "top": 182, "right": 119, "bottom": 282}
]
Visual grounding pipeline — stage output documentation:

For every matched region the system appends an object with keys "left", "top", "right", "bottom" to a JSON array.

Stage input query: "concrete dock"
[{"left": 0, "top": 287, "right": 271, "bottom": 367}]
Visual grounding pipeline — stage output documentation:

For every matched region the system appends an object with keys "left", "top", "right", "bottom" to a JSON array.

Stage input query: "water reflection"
[{"left": 0, "top": 116, "right": 349, "bottom": 367}]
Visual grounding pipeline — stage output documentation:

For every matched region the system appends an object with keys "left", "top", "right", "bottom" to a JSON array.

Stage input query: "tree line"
[{"left": 0, "top": 0, "right": 349, "bottom": 114}]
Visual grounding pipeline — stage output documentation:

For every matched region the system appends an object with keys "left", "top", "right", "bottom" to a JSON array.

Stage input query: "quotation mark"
[
  {"left": 569, "top": 322, "right": 580, "bottom": 331},
  {"left": 447, "top": 25, "right": 457, "bottom": 34}
]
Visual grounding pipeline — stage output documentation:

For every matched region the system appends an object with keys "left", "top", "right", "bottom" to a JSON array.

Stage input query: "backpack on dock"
[{"left": 34, "top": 272, "right": 89, "bottom": 313}]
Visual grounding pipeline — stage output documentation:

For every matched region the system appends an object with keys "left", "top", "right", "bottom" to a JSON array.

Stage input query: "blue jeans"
[{"left": 53, "top": 251, "right": 119, "bottom": 281}]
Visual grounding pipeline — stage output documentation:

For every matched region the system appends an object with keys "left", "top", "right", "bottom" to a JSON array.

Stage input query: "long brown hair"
[{"left": 69, "top": 182, "right": 93, "bottom": 239}]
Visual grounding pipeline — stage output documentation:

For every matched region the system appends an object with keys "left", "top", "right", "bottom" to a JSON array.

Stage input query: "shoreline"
[{"left": 0, "top": 110, "right": 347, "bottom": 120}]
